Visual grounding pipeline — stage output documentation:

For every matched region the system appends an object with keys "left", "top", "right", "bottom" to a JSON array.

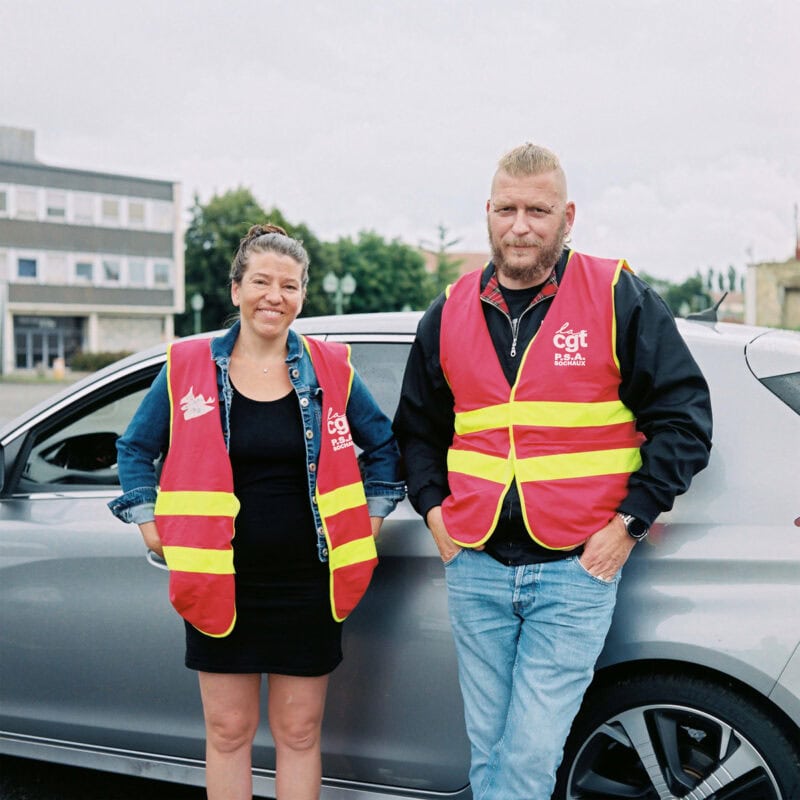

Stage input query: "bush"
[{"left": 69, "top": 351, "right": 132, "bottom": 372}]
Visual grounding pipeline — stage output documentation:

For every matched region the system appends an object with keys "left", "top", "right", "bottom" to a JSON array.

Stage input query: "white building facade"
[{"left": 0, "top": 126, "right": 183, "bottom": 374}]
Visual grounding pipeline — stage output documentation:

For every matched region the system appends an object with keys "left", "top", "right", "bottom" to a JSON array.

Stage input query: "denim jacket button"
[
  {"left": 322, "top": 547, "right": 328, "bottom": 558},
  {"left": 291, "top": 368, "right": 300, "bottom": 378},
  {"left": 305, "top": 429, "right": 314, "bottom": 439},
  {"left": 308, "top": 462, "right": 316, "bottom": 472},
  {"left": 300, "top": 397, "right": 309, "bottom": 407}
]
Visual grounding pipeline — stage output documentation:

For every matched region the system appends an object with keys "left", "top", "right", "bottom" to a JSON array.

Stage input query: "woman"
[{"left": 109, "top": 223, "right": 404, "bottom": 800}]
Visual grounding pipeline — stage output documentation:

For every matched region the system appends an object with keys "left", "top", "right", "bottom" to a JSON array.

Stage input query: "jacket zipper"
[
  {"left": 481, "top": 295, "right": 538, "bottom": 359},
  {"left": 510, "top": 317, "right": 520, "bottom": 357}
]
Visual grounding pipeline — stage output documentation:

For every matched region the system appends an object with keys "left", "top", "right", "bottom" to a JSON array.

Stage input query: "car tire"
[{"left": 554, "top": 671, "right": 800, "bottom": 800}]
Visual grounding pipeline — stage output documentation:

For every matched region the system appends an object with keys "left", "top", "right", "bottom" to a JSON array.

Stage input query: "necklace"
[
  {"left": 233, "top": 349, "right": 285, "bottom": 377},
  {"left": 258, "top": 360, "right": 284, "bottom": 376}
]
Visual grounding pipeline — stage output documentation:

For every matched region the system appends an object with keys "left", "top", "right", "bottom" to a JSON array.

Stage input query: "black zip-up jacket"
[{"left": 392, "top": 250, "right": 713, "bottom": 565}]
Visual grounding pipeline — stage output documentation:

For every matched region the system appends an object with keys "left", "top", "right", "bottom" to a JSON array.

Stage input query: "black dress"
[{"left": 184, "top": 386, "right": 342, "bottom": 676}]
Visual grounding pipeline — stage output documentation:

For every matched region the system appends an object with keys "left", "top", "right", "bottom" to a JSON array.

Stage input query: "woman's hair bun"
[{"left": 246, "top": 223, "right": 288, "bottom": 239}]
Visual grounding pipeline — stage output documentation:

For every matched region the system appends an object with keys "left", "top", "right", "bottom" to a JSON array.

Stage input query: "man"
[{"left": 393, "top": 143, "right": 712, "bottom": 799}]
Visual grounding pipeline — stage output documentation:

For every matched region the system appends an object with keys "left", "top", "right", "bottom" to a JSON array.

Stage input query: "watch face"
[{"left": 627, "top": 517, "right": 649, "bottom": 539}]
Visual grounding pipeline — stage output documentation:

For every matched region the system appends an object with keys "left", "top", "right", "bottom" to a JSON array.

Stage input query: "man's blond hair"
[{"left": 497, "top": 142, "right": 563, "bottom": 178}]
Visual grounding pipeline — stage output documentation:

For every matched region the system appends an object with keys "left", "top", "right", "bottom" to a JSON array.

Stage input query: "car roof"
[{"left": 2, "top": 312, "right": 797, "bottom": 441}]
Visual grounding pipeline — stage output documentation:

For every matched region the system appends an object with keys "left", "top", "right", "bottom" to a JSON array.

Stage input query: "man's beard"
[{"left": 488, "top": 217, "right": 567, "bottom": 285}]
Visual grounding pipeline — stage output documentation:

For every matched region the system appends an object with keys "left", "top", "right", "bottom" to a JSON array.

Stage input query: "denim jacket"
[{"left": 108, "top": 322, "right": 405, "bottom": 561}]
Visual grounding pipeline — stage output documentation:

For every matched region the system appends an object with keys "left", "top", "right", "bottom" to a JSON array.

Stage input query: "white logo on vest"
[
  {"left": 327, "top": 408, "right": 354, "bottom": 451},
  {"left": 179, "top": 387, "right": 217, "bottom": 420},
  {"left": 552, "top": 322, "right": 588, "bottom": 367}
]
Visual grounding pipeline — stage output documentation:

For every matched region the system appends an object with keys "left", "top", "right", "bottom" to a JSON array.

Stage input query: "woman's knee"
[
  {"left": 271, "top": 712, "right": 322, "bottom": 753},
  {"left": 267, "top": 674, "right": 328, "bottom": 753},
  {"left": 199, "top": 672, "right": 261, "bottom": 755},
  {"left": 205, "top": 708, "right": 260, "bottom": 754}
]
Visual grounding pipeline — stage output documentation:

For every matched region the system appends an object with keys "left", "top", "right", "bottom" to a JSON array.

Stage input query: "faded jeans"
[{"left": 444, "top": 548, "right": 620, "bottom": 800}]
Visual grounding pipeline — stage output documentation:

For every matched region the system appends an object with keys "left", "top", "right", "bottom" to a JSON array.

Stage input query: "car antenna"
[{"left": 686, "top": 292, "right": 728, "bottom": 322}]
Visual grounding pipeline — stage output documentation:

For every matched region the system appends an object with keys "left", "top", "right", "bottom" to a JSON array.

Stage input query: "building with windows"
[
  {"left": 0, "top": 126, "right": 183, "bottom": 374},
  {"left": 745, "top": 252, "right": 800, "bottom": 330}
]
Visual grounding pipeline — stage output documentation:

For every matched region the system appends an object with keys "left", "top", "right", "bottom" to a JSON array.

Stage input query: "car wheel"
[{"left": 554, "top": 672, "right": 800, "bottom": 800}]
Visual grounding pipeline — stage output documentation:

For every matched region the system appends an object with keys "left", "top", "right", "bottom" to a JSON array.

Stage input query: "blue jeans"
[{"left": 444, "top": 549, "right": 620, "bottom": 800}]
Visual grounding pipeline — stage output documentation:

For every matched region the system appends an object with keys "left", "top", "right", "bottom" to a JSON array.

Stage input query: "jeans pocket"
[
  {"left": 443, "top": 548, "right": 466, "bottom": 568},
  {"left": 572, "top": 554, "right": 618, "bottom": 585}
]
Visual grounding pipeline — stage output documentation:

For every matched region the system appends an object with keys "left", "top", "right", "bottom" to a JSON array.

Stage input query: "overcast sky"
[{"left": 2, "top": 0, "right": 798, "bottom": 282}]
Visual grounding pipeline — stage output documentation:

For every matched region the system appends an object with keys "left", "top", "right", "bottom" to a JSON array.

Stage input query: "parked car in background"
[{"left": 1, "top": 312, "right": 799, "bottom": 799}]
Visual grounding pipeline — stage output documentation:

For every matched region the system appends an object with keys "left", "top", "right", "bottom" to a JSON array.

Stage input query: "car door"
[
  {"left": 314, "top": 333, "right": 470, "bottom": 792},
  {"left": 0, "top": 362, "right": 209, "bottom": 763},
  {"left": 0, "top": 333, "right": 472, "bottom": 795}
]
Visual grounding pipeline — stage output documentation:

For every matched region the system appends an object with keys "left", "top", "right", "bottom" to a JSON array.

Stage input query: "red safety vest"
[
  {"left": 440, "top": 252, "right": 645, "bottom": 549},
  {"left": 154, "top": 338, "right": 238, "bottom": 637},
  {"left": 154, "top": 336, "right": 376, "bottom": 634},
  {"left": 303, "top": 336, "right": 377, "bottom": 622}
]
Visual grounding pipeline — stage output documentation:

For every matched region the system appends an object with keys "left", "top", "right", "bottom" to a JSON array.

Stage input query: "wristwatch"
[{"left": 617, "top": 512, "right": 649, "bottom": 541}]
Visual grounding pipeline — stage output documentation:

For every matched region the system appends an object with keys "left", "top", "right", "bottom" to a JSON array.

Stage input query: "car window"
[
  {"left": 16, "top": 379, "right": 154, "bottom": 492},
  {"left": 758, "top": 372, "right": 800, "bottom": 414},
  {"left": 745, "top": 328, "right": 800, "bottom": 414},
  {"left": 347, "top": 342, "right": 411, "bottom": 419}
]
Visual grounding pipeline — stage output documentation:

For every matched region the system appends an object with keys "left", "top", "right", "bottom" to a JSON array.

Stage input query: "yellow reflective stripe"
[
  {"left": 455, "top": 404, "right": 512, "bottom": 434},
  {"left": 155, "top": 491, "right": 240, "bottom": 518},
  {"left": 317, "top": 481, "right": 367, "bottom": 518},
  {"left": 611, "top": 260, "right": 628, "bottom": 372},
  {"left": 165, "top": 343, "right": 176, "bottom": 446},
  {"left": 162, "top": 545, "right": 235, "bottom": 574},
  {"left": 513, "top": 400, "right": 635, "bottom": 427},
  {"left": 447, "top": 449, "right": 511, "bottom": 485},
  {"left": 329, "top": 536, "right": 377, "bottom": 571},
  {"left": 516, "top": 447, "right": 642, "bottom": 482},
  {"left": 455, "top": 400, "right": 634, "bottom": 434}
]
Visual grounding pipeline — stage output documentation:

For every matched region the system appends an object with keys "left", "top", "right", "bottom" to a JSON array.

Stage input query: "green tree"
[
  {"left": 639, "top": 271, "right": 712, "bottom": 317},
  {"left": 727, "top": 264, "right": 737, "bottom": 292},
  {"left": 421, "top": 224, "right": 464, "bottom": 297},
  {"left": 180, "top": 189, "right": 332, "bottom": 335},
  {"left": 665, "top": 273, "right": 713, "bottom": 317},
  {"left": 327, "top": 231, "right": 431, "bottom": 314},
  {"left": 181, "top": 190, "right": 432, "bottom": 329}
]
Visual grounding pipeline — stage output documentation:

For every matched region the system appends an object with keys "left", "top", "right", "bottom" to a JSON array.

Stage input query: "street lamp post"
[
  {"left": 190, "top": 292, "right": 205, "bottom": 334},
  {"left": 0, "top": 278, "right": 7, "bottom": 375},
  {"left": 322, "top": 272, "right": 357, "bottom": 315}
]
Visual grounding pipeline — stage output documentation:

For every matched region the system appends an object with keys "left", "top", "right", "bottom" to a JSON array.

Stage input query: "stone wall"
[
  {"left": 747, "top": 261, "right": 800, "bottom": 329},
  {"left": 96, "top": 315, "right": 166, "bottom": 352}
]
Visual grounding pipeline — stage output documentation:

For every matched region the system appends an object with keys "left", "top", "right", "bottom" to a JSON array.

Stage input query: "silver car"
[{"left": 1, "top": 312, "right": 799, "bottom": 799}]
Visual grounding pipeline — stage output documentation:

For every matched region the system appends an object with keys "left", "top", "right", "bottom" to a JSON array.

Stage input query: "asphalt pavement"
[
  {"left": 0, "top": 756, "right": 208, "bottom": 800},
  {"left": 0, "top": 377, "right": 82, "bottom": 427}
]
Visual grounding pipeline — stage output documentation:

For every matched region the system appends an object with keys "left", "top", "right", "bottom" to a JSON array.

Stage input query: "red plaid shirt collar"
[{"left": 480, "top": 264, "right": 559, "bottom": 316}]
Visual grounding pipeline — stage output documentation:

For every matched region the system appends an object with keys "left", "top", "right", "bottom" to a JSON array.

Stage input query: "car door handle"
[{"left": 146, "top": 549, "right": 169, "bottom": 571}]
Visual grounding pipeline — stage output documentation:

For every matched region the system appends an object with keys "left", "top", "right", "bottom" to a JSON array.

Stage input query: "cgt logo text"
[
  {"left": 552, "top": 322, "right": 588, "bottom": 367},
  {"left": 327, "top": 409, "right": 354, "bottom": 451}
]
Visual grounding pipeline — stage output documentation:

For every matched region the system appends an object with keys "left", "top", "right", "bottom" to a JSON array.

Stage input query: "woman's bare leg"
[
  {"left": 199, "top": 671, "right": 261, "bottom": 800},
  {"left": 267, "top": 673, "right": 329, "bottom": 800}
]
